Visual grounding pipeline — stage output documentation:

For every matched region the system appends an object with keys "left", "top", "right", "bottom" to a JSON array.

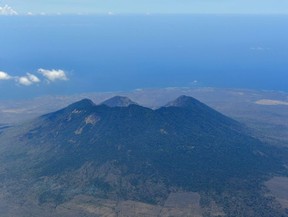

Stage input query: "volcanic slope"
[{"left": 0, "top": 96, "right": 287, "bottom": 217}]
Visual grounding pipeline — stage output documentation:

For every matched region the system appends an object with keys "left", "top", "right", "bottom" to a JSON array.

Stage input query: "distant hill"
[{"left": 0, "top": 96, "right": 287, "bottom": 217}]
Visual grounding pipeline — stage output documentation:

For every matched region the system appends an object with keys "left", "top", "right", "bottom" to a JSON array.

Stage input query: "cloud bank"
[
  {"left": 38, "top": 69, "right": 68, "bottom": 82},
  {"left": 0, "top": 5, "right": 18, "bottom": 15},
  {"left": 0, "top": 69, "right": 68, "bottom": 86}
]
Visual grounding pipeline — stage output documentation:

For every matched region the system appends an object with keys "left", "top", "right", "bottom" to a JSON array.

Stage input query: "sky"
[
  {"left": 0, "top": 2, "right": 288, "bottom": 100},
  {"left": 0, "top": 15, "right": 287, "bottom": 100},
  {"left": 1, "top": 0, "right": 288, "bottom": 15}
]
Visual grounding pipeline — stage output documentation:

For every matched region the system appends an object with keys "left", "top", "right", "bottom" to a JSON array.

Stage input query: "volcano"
[{"left": 0, "top": 96, "right": 285, "bottom": 217}]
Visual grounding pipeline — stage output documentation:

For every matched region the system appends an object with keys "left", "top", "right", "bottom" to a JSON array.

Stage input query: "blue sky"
[
  {"left": 1, "top": 15, "right": 288, "bottom": 100},
  {"left": 0, "top": 3, "right": 288, "bottom": 99},
  {"left": 1, "top": 0, "right": 288, "bottom": 15}
]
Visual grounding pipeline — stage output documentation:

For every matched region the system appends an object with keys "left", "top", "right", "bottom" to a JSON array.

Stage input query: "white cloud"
[
  {"left": 38, "top": 68, "right": 68, "bottom": 82},
  {"left": 0, "top": 71, "right": 12, "bottom": 80},
  {"left": 16, "top": 73, "right": 41, "bottom": 86},
  {"left": 27, "top": 73, "right": 40, "bottom": 83},
  {"left": 18, "top": 76, "right": 33, "bottom": 86},
  {"left": 0, "top": 5, "right": 18, "bottom": 15},
  {"left": 0, "top": 69, "right": 67, "bottom": 86}
]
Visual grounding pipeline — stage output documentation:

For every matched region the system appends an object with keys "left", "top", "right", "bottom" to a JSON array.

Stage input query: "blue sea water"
[{"left": 0, "top": 15, "right": 287, "bottom": 99}]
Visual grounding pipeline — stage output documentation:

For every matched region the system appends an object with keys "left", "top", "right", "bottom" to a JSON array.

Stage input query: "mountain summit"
[
  {"left": 0, "top": 95, "right": 285, "bottom": 217},
  {"left": 101, "top": 96, "right": 138, "bottom": 107},
  {"left": 165, "top": 95, "right": 203, "bottom": 108},
  {"left": 67, "top": 98, "right": 95, "bottom": 109}
]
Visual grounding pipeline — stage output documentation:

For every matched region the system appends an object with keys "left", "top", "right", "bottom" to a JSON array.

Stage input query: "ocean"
[{"left": 0, "top": 15, "right": 287, "bottom": 99}]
